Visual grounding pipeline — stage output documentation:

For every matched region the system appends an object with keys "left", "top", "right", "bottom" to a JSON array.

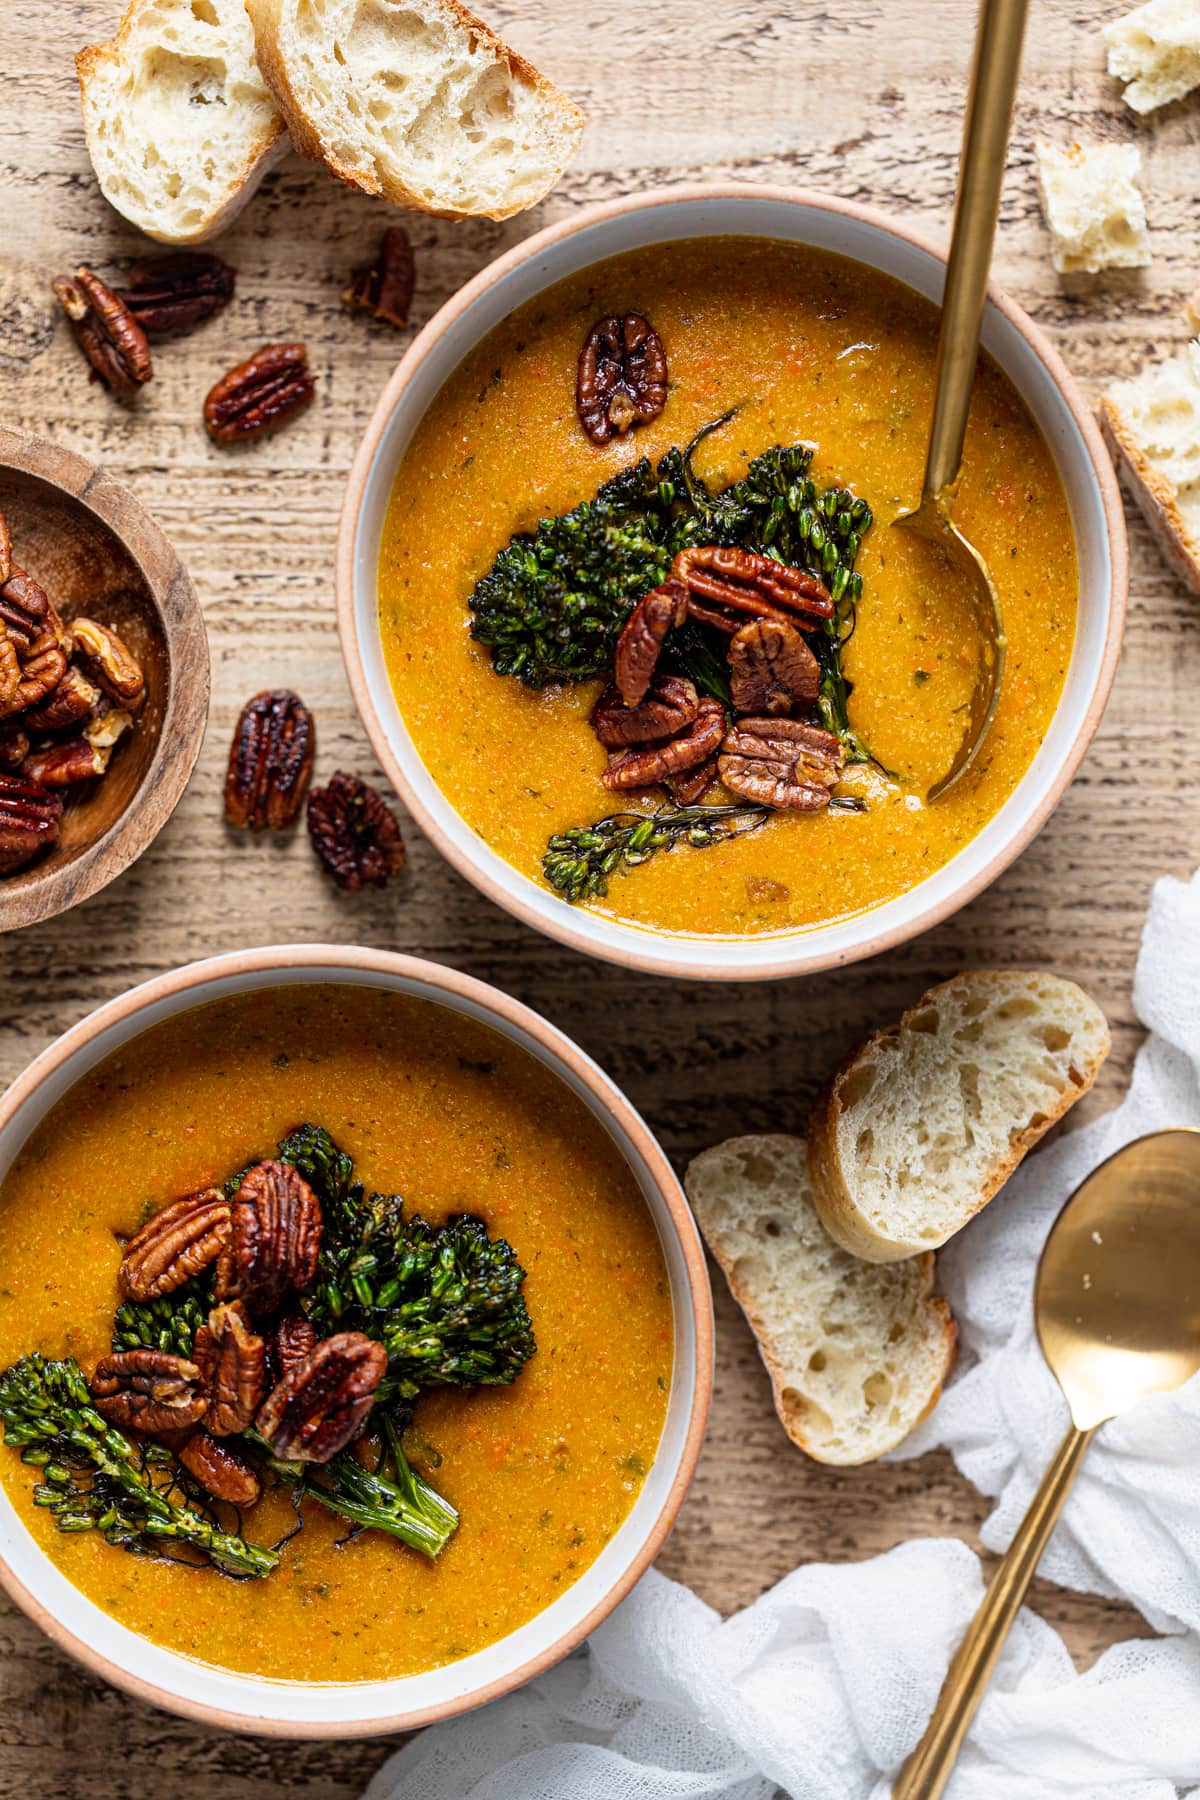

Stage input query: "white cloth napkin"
[
  {"left": 366, "top": 1549, "right": 1200, "bottom": 1800},
  {"left": 367, "top": 868, "right": 1200, "bottom": 1800}
]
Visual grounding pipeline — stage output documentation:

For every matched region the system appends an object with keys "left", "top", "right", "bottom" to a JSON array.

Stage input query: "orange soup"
[
  {"left": 0, "top": 985, "right": 672, "bottom": 1680},
  {"left": 378, "top": 237, "right": 1077, "bottom": 936}
]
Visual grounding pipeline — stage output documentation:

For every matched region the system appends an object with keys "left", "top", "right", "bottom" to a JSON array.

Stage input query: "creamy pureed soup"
[
  {"left": 378, "top": 237, "right": 1078, "bottom": 937},
  {"left": 0, "top": 985, "right": 672, "bottom": 1681}
]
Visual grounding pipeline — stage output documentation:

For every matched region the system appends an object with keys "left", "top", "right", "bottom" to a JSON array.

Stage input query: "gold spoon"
[
  {"left": 894, "top": 0, "right": 1029, "bottom": 799},
  {"left": 893, "top": 1127, "right": 1200, "bottom": 1800}
]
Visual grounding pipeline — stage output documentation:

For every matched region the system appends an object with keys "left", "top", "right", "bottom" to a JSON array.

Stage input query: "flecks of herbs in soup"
[
  {"left": 378, "top": 237, "right": 1078, "bottom": 936},
  {"left": 0, "top": 986, "right": 672, "bottom": 1681}
]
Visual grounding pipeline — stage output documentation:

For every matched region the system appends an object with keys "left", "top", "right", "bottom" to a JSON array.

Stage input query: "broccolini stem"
[
  {"left": 543, "top": 802, "right": 770, "bottom": 903},
  {"left": 255, "top": 1427, "right": 458, "bottom": 1560}
]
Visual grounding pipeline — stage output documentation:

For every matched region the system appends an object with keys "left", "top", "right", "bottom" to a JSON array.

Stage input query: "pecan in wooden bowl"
[{"left": 0, "top": 426, "right": 208, "bottom": 930}]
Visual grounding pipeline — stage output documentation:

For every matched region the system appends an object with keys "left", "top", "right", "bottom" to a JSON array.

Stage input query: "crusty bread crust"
[
  {"left": 687, "top": 1134, "right": 957, "bottom": 1466},
  {"left": 807, "top": 971, "right": 1111, "bottom": 1264},
  {"left": 76, "top": 2, "right": 287, "bottom": 245},
  {"left": 245, "top": 0, "right": 583, "bottom": 221},
  {"left": 1099, "top": 396, "right": 1200, "bottom": 596},
  {"left": 244, "top": 0, "right": 349, "bottom": 186}
]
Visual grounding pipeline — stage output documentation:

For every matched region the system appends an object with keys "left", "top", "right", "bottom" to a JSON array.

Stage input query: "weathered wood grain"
[{"left": 0, "top": 0, "right": 1194, "bottom": 1788}]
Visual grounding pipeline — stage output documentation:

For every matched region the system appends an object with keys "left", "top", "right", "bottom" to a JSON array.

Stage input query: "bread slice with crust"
[
  {"left": 685, "top": 1134, "right": 956, "bottom": 1466},
  {"left": 1100, "top": 337, "right": 1200, "bottom": 596},
  {"left": 808, "top": 972, "right": 1110, "bottom": 1264},
  {"left": 77, "top": 0, "right": 288, "bottom": 245},
  {"left": 245, "top": 0, "right": 584, "bottom": 221}
]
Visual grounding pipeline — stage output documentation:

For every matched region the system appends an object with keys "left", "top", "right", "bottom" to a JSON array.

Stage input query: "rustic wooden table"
[{"left": 1, "top": 0, "right": 1197, "bottom": 1791}]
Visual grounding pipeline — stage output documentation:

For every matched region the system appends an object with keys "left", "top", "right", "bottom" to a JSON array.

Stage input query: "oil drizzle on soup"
[
  {"left": 378, "top": 237, "right": 1078, "bottom": 936},
  {"left": 0, "top": 986, "right": 673, "bottom": 1681}
]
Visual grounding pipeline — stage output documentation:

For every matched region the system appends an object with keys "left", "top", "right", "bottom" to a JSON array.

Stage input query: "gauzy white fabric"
[
  {"left": 905, "top": 864, "right": 1200, "bottom": 1637},
  {"left": 366, "top": 1548, "right": 1200, "bottom": 1800},
  {"left": 367, "top": 869, "right": 1200, "bottom": 1800}
]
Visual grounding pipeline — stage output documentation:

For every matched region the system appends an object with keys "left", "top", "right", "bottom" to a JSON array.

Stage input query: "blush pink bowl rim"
[
  {"left": 0, "top": 944, "right": 713, "bottom": 1737},
  {"left": 336, "top": 181, "right": 1128, "bottom": 981}
]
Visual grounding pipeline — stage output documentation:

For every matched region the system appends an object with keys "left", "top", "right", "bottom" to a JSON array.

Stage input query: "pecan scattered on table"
[
  {"left": 591, "top": 674, "right": 699, "bottom": 748},
  {"left": 256, "top": 1331, "right": 388, "bottom": 1464},
  {"left": 217, "top": 1160, "right": 323, "bottom": 1314},
  {"left": 193, "top": 1302, "right": 267, "bottom": 1437},
  {"left": 306, "top": 771, "right": 406, "bottom": 892},
  {"left": 70, "top": 617, "right": 145, "bottom": 709},
  {"left": 0, "top": 772, "right": 62, "bottom": 872},
  {"left": 91, "top": 1348, "right": 207, "bottom": 1432},
  {"left": 178, "top": 1431, "right": 262, "bottom": 1506},
  {"left": 204, "top": 343, "right": 315, "bottom": 444},
  {"left": 224, "top": 689, "right": 315, "bottom": 831},
  {"left": 117, "top": 252, "right": 236, "bottom": 338},
  {"left": 613, "top": 577, "right": 688, "bottom": 707},
  {"left": 118, "top": 1189, "right": 232, "bottom": 1301},
  {"left": 576, "top": 313, "right": 668, "bottom": 445},
  {"left": 343, "top": 226, "right": 415, "bottom": 330},
  {"left": 23, "top": 665, "right": 101, "bottom": 732},
  {"left": 0, "top": 512, "right": 10, "bottom": 587},
  {"left": 728, "top": 618, "right": 820, "bottom": 716},
  {"left": 603, "top": 697, "right": 726, "bottom": 791},
  {"left": 718, "top": 717, "right": 845, "bottom": 811},
  {"left": 269, "top": 1312, "right": 318, "bottom": 1386},
  {"left": 51, "top": 267, "right": 153, "bottom": 397},
  {"left": 673, "top": 547, "right": 834, "bottom": 633}
]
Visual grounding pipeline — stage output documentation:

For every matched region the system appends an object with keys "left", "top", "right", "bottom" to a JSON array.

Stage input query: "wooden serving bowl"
[{"left": 0, "top": 427, "right": 208, "bottom": 930}]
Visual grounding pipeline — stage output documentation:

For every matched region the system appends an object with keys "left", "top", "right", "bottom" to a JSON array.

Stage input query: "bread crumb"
[
  {"left": 1104, "top": 0, "right": 1200, "bottom": 115},
  {"left": 1034, "top": 139, "right": 1150, "bottom": 275}
]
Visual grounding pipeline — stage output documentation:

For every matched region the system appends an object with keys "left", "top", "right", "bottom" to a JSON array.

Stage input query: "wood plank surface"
[{"left": 0, "top": 0, "right": 1196, "bottom": 1790}]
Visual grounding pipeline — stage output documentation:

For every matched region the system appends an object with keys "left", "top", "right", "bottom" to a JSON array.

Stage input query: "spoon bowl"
[
  {"left": 895, "top": 1126, "right": 1200, "bottom": 1799},
  {"left": 891, "top": 501, "right": 1006, "bottom": 798},
  {"left": 1037, "top": 1127, "right": 1200, "bottom": 1430}
]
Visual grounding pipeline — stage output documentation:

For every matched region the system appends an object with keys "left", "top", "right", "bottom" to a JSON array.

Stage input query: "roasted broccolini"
[{"left": 0, "top": 1353, "right": 278, "bottom": 1578}]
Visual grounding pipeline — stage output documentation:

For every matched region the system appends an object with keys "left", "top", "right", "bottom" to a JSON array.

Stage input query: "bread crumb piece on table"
[
  {"left": 1034, "top": 140, "right": 1151, "bottom": 275},
  {"left": 1103, "top": 0, "right": 1200, "bottom": 116}
]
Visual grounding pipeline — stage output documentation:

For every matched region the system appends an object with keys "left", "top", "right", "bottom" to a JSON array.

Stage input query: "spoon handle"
[
  {"left": 891, "top": 1421, "right": 1095, "bottom": 1800},
  {"left": 922, "top": 0, "right": 1030, "bottom": 505}
]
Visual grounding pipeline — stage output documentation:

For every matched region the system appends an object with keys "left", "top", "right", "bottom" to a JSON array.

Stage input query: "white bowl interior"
[
  {"left": 0, "top": 962, "right": 701, "bottom": 1730},
  {"left": 352, "top": 193, "right": 1114, "bottom": 978}
]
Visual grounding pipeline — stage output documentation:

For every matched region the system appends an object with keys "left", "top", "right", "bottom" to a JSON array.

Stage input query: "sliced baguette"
[
  {"left": 685, "top": 1135, "right": 956, "bottom": 1466},
  {"left": 77, "top": 0, "right": 287, "bottom": 245},
  {"left": 1033, "top": 139, "right": 1150, "bottom": 274},
  {"left": 808, "top": 972, "right": 1110, "bottom": 1264},
  {"left": 1100, "top": 337, "right": 1200, "bottom": 595},
  {"left": 245, "top": 0, "right": 584, "bottom": 221},
  {"left": 1103, "top": 0, "right": 1200, "bottom": 115}
]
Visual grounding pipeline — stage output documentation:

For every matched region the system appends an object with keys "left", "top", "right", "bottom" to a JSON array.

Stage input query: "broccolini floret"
[{"left": 0, "top": 1353, "right": 277, "bottom": 1578}]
